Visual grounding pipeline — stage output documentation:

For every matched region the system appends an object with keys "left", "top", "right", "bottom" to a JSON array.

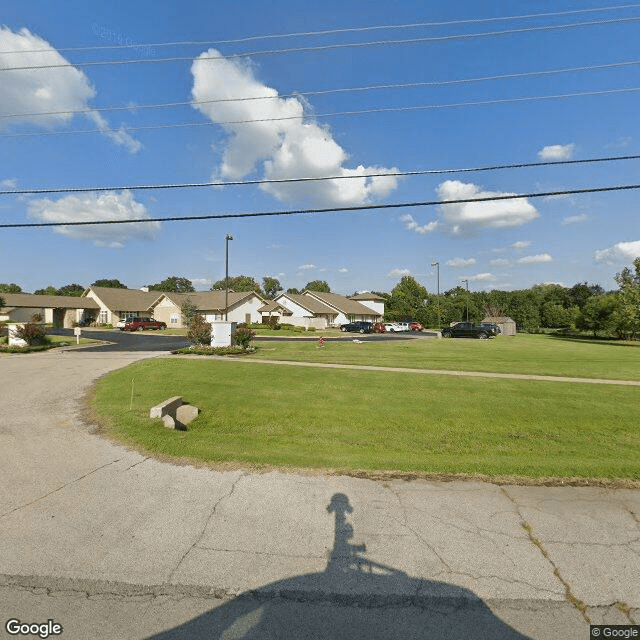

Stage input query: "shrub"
[
  {"left": 306, "top": 326, "right": 316, "bottom": 332},
  {"left": 187, "top": 314, "right": 211, "bottom": 346},
  {"left": 232, "top": 326, "right": 256, "bottom": 349},
  {"left": 293, "top": 326, "right": 305, "bottom": 333},
  {"left": 272, "top": 324, "right": 281, "bottom": 331},
  {"left": 13, "top": 322, "right": 49, "bottom": 346},
  {"left": 172, "top": 345, "right": 254, "bottom": 356}
]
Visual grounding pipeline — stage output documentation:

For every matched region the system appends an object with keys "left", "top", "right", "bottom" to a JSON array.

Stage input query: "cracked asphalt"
[{"left": 0, "top": 348, "right": 638, "bottom": 639}]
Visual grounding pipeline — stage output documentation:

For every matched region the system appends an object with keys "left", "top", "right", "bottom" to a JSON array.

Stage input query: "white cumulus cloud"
[
  {"left": 27, "top": 191, "right": 160, "bottom": 248},
  {"left": 1, "top": 178, "right": 18, "bottom": 189},
  {"left": 400, "top": 213, "right": 439, "bottom": 235},
  {"left": 511, "top": 240, "right": 532, "bottom": 250},
  {"left": 0, "top": 27, "right": 141, "bottom": 152},
  {"left": 468, "top": 272, "right": 495, "bottom": 282},
  {"left": 298, "top": 264, "right": 316, "bottom": 271},
  {"left": 435, "top": 181, "right": 538, "bottom": 234},
  {"left": 562, "top": 213, "right": 589, "bottom": 225},
  {"left": 489, "top": 258, "right": 511, "bottom": 267},
  {"left": 388, "top": 268, "right": 411, "bottom": 278},
  {"left": 594, "top": 240, "right": 640, "bottom": 264},
  {"left": 338, "top": 267, "right": 349, "bottom": 273},
  {"left": 446, "top": 257, "right": 476, "bottom": 268},
  {"left": 190, "top": 50, "right": 398, "bottom": 206},
  {"left": 517, "top": 253, "right": 553, "bottom": 264},
  {"left": 538, "top": 144, "right": 575, "bottom": 160}
]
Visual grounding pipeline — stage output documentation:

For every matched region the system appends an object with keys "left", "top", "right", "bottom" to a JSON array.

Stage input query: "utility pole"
[
  {"left": 431, "top": 261, "right": 440, "bottom": 328},
  {"left": 224, "top": 234, "right": 233, "bottom": 321},
  {"left": 461, "top": 278, "right": 469, "bottom": 322}
]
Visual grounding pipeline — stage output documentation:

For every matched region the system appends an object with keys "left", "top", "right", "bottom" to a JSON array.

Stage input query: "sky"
[{"left": 1, "top": 0, "right": 640, "bottom": 295}]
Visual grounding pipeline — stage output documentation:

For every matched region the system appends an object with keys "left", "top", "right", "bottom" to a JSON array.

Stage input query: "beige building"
[
  {"left": 0, "top": 293, "right": 99, "bottom": 328},
  {"left": 150, "top": 291, "right": 266, "bottom": 328},
  {"left": 83, "top": 286, "right": 161, "bottom": 325}
]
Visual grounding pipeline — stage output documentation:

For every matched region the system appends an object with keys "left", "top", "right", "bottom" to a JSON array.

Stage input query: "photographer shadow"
[{"left": 148, "top": 493, "right": 532, "bottom": 639}]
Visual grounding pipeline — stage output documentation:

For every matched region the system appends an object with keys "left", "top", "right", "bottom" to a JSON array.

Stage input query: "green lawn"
[
  {"left": 249, "top": 333, "right": 640, "bottom": 381},
  {"left": 91, "top": 356, "right": 640, "bottom": 480}
]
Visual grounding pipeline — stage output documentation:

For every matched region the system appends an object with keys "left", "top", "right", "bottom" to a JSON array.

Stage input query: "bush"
[
  {"left": 306, "top": 326, "right": 316, "bottom": 332},
  {"left": 232, "top": 326, "right": 256, "bottom": 349},
  {"left": 272, "top": 324, "right": 281, "bottom": 330},
  {"left": 13, "top": 322, "right": 49, "bottom": 346},
  {"left": 293, "top": 326, "right": 305, "bottom": 333},
  {"left": 187, "top": 314, "right": 211, "bottom": 346},
  {"left": 172, "top": 345, "right": 254, "bottom": 356}
]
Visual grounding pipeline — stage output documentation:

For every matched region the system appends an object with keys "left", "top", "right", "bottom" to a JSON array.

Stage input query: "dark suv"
[
  {"left": 340, "top": 321, "right": 374, "bottom": 334},
  {"left": 441, "top": 322, "right": 497, "bottom": 339},
  {"left": 122, "top": 317, "right": 167, "bottom": 331}
]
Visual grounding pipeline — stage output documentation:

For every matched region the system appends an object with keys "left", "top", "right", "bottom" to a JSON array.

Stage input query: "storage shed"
[{"left": 482, "top": 315, "right": 517, "bottom": 336}]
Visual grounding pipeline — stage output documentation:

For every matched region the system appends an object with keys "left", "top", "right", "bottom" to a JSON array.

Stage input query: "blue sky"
[{"left": 1, "top": 0, "right": 640, "bottom": 295}]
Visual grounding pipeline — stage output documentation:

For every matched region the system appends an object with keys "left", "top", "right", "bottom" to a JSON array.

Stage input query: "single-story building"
[
  {"left": 150, "top": 291, "right": 266, "bottom": 328},
  {"left": 258, "top": 300, "right": 293, "bottom": 324},
  {"left": 82, "top": 286, "right": 162, "bottom": 326},
  {"left": 0, "top": 293, "right": 100, "bottom": 328},
  {"left": 273, "top": 290, "right": 382, "bottom": 329},
  {"left": 348, "top": 292, "right": 386, "bottom": 317}
]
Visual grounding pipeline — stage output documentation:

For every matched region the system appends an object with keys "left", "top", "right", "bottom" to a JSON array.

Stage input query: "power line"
[
  {"left": 3, "top": 16, "right": 640, "bottom": 72},
  {"left": 3, "top": 85, "right": 640, "bottom": 140},
  {"left": 2, "top": 154, "right": 639, "bottom": 196},
  {"left": 4, "top": 3, "right": 640, "bottom": 55},
  {"left": 3, "top": 59, "right": 640, "bottom": 122},
  {"left": 2, "top": 184, "right": 639, "bottom": 229}
]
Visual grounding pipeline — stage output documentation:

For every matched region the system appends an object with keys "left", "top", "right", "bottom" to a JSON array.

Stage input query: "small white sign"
[{"left": 74, "top": 327, "right": 82, "bottom": 336}]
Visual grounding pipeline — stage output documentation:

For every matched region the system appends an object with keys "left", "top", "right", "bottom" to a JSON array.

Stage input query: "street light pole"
[
  {"left": 461, "top": 278, "right": 469, "bottom": 322},
  {"left": 431, "top": 261, "right": 440, "bottom": 328},
  {"left": 225, "top": 234, "right": 233, "bottom": 321}
]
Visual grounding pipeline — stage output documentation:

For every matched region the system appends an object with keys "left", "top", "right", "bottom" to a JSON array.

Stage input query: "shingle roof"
[
  {"left": 349, "top": 292, "right": 385, "bottom": 302},
  {"left": 1, "top": 293, "right": 99, "bottom": 309},
  {"left": 152, "top": 290, "right": 262, "bottom": 312},
  {"left": 85, "top": 286, "right": 160, "bottom": 311},
  {"left": 303, "top": 291, "right": 378, "bottom": 315},
  {"left": 258, "top": 300, "right": 292, "bottom": 314},
  {"left": 277, "top": 294, "right": 337, "bottom": 315}
]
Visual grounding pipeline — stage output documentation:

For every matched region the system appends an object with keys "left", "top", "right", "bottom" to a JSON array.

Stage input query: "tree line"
[{"left": 2, "top": 259, "right": 639, "bottom": 338}]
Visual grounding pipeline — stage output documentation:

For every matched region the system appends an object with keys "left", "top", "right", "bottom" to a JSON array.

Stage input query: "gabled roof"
[
  {"left": 84, "top": 286, "right": 160, "bottom": 311},
  {"left": 1, "top": 292, "right": 99, "bottom": 310},
  {"left": 302, "top": 291, "right": 378, "bottom": 315},
  {"left": 276, "top": 293, "right": 337, "bottom": 315},
  {"left": 258, "top": 300, "right": 292, "bottom": 314},
  {"left": 349, "top": 292, "right": 386, "bottom": 302},
  {"left": 151, "top": 290, "right": 263, "bottom": 312}
]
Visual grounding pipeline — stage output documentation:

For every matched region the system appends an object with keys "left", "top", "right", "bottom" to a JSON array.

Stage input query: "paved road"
[
  {"left": 51, "top": 328, "right": 190, "bottom": 352},
  {"left": 0, "top": 349, "right": 638, "bottom": 639}
]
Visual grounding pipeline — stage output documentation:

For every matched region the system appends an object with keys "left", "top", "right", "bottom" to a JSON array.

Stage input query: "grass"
[
  {"left": 248, "top": 333, "right": 640, "bottom": 381},
  {"left": 90, "top": 356, "right": 640, "bottom": 480}
]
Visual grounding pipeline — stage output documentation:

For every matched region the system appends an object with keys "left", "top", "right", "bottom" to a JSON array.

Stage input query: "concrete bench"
[{"left": 150, "top": 396, "right": 199, "bottom": 431}]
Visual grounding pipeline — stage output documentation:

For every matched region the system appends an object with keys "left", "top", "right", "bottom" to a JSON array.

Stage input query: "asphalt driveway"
[{"left": 0, "top": 349, "right": 637, "bottom": 639}]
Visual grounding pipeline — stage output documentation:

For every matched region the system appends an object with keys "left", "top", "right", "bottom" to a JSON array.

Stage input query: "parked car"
[
  {"left": 372, "top": 323, "right": 386, "bottom": 333},
  {"left": 384, "top": 322, "right": 410, "bottom": 332},
  {"left": 441, "top": 322, "right": 497, "bottom": 339},
  {"left": 478, "top": 322, "right": 501, "bottom": 335},
  {"left": 410, "top": 322, "right": 424, "bottom": 331},
  {"left": 340, "top": 321, "right": 374, "bottom": 333},
  {"left": 117, "top": 316, "right": 136, "bottom": 330},
  {"left": 121, "top": 316, "right": 167, "bottom": 331}
]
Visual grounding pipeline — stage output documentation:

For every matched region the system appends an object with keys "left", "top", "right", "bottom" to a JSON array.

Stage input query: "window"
[
  {"left": 99, "top": 310, "right": 109, "bottom": 324},
  {"left": 170, "top": 315, "right": 178, "bottom": 324}
]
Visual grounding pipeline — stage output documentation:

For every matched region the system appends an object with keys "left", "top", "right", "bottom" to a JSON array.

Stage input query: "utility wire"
[
  {"left": 2, "top": 184, "right": 639, "bottom": 228},
  {"left": 3, "top": 86, "right": 640, "bottom": 139},
  {"left": 5, "top": 3, "right": 640, "bottom": 54},
  {"left": 2, "top": 154, "right": 639, "bottom": 197},
  {"left": 3, "top": 16, "right": 640, "bottom": 71},
  {"left": 3, "top": 59, "right": 639, "bottom": 121}
]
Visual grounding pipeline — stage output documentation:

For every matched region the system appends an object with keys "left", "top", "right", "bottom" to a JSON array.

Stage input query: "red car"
[
  {"left": 122, "top": 316, "right": 167, "bottom": 331},
  {"left": 410, "top": 322, "right": 424, "bottom": 331},
  {"left": 372, "top": 323, "right": 386, "bottom": 333}
]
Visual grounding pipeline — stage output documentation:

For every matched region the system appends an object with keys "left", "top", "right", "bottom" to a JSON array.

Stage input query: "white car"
[{"left": 384, "top": 322, "right": 410, "bottom": 332}]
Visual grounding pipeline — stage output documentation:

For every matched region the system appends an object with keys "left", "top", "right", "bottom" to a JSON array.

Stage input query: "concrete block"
[
  {"left": 162, "top": 415, "right": 176, "bottom": 430},
  {"left": 149, "top": 396, "right": 183, "bottom": 419},
  {"left": 176, "top": 404, "right": 199, "bottom": 426}
]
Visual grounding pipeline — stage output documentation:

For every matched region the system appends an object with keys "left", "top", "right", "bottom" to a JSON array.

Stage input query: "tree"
[
  {"left": 148, "top": 276, "right": 195, "bottom": 293},
  {"left": 286, "top": 287, "right": 300, "bottom": 295},
  {"left": 181, "top": 299, "right": 199, "bottom": 329},
  {"left": 576, "top": 294, "right": 618, "bottom": 337},
  {"left": 92, "top": 279, "right": 127, "bottom": 289},
  {"left": 210, "top": 275, "right": 260, "bottom": 293},
  {"left": 568, "top": 282, "right": 605, "bottom": 309},
  {"left": 385, "top": 276, "right": 429, "bottom": 323},
  {"left": 34, "top": 286, "right": 59, "bottom": 296},
  {"left": 304, "top": 280, "right": 330, "bottom": 293},
  {"left": 613, "top": 258, "right": 640, "bottom": 339},
  {"left": 57, "top": 284, "right": 84, "bottom": 297},
  {"left": 0, "top": 283, "right": 22, "bottom": 293},
  {"left": 0, "top": 295, "right": 4, "bottom": 308},
  {"left": 262, "top": 277, "right": 283, "bottom": 299}
]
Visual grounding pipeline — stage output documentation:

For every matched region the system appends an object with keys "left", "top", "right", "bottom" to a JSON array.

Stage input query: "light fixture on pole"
[
  {"left": 431, "top": 261, "right": 440, "bottom": 328},
  {"left": 461, "top": 278, "right": 469, "bottom": 322},
  {"left": 224, "top": 234, "right": 233, "bottom": 321}
]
